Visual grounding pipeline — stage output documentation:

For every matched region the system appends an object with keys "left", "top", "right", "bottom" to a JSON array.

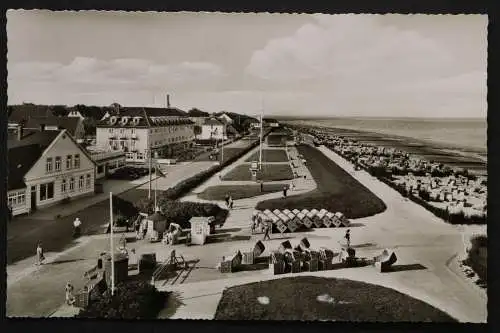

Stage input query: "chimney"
[
  {"left": 166, "top": 94, "right": 170, "bottom": 108},
  {"left": 17, "top": 124, "right": 23, "bottom": 140}
]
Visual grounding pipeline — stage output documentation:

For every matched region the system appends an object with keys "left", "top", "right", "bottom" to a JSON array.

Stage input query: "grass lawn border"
[{"left": 214, "top": 276, "right": 457, "bottom": 321}]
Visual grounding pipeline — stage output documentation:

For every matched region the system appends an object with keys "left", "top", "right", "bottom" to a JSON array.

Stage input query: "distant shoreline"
[{"left": 284, "top": 121, "right": 487, "bottom": 176}]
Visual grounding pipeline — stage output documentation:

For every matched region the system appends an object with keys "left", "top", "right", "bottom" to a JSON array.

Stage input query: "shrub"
[
  {"left": 463, "top": 235, "right": 487, "bottom": 283},
  {"left": 134, "top": 197, "right": 229, "bottom": 229},
  {"left": 76, "top": 280, "right": 167, "bottom": 319}
]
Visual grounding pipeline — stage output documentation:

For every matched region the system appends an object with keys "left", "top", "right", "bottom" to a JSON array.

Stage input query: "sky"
[{"left": 7, "top": 11, "right": 487, "bottom": 118}]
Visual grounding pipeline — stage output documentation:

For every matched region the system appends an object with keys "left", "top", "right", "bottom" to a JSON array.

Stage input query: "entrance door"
[{"left": 30, "top": 186, "right": 37, "bottom": 212}]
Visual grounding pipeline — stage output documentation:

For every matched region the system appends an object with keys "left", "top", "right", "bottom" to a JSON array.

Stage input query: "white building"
[
  {"left": 217, "top": 113, "right": 234, "bottom": 125},
  {"left": 96, "top": 107, "right": 195, "bottom": 162},
  {"left": 8, "top": 127, "right": 96, "bottom": 216},
  {"left": 87, "top": 149, "right": 127, "bottom": 179},
  {"left": 199, "top": 118, "right": 226, "bottom": 141}
]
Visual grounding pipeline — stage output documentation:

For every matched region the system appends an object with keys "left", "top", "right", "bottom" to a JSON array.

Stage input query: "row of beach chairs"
[{"left": 254, "top": 208, "right": 350, "bottom": 233}]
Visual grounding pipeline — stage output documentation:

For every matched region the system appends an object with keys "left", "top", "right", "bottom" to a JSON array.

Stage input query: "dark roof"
[
  {"left": 187, "top": 108, "right": 210, "bottom": 117},
  {"left": 7, "top": 130, "right": 60, "bottom": 190},
  {"left": 263, "top": 118, "right": 279, "bottom": 123},
  {"left": 116, "top": 107, "right": 187, "bottom": 118},
  {"left": 8, "top": 144, "right": 44, "bottom": 190},
  {"left": 8, "top": 104, "right": 54, "bottom": 124},
  {"left": 96, "top": 114, "right": 194, "bottom": 128},
  {"left": 24, "top": 117, "right": 81, "bottom": 137},
  {"left": 204, "top": 118, "right": 224, "bottom": 126},
  {"left": 8, "top": 129, "right": 60, "bottom": 150},
  {"left": 69, "top": 106, "right": 107, "bottom": 119}
]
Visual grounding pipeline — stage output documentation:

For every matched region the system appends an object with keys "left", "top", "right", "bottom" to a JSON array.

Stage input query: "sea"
[{"left": 289, "top": 117, "right": 487, "bottom": 154}]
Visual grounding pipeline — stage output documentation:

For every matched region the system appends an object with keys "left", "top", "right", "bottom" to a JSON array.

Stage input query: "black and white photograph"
[{"left": 5, "top": 10, "right": 487, "bottom": 322}]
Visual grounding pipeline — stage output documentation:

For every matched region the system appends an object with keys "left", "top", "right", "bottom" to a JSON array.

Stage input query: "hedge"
[{"left": 76, "top": 280, "right": 167, "bottom": 319}]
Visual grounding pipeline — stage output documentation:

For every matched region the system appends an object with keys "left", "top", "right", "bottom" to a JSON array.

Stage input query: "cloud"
[
  {"left": 246, "top": 15, "right": 463, "bottom": 90},
  {"left": 8, "top": 57, "right": 226, "bottom": 91}
]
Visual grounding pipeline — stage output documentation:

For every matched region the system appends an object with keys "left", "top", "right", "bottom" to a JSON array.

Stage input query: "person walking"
[
  {"left": 36, "top": 241, "right": 45, "bottom": 265},
  {"left": 73, "top": 218, "right": 82, "bottom": 238},
  {"left": 283, "top": 186, "right": 288, "bottom": 199},
  {"left": 228, "top": 196, "right": 234, "bottom": 209},
  {"left": 7, "top": 205, "right": 13, "bottom": 222},
  {"left": 344, "top": 229, "right": 351, "bottom": 248},
  {"left": 262, "top": 222, "right": 271, "bottom": 241},
  {"left": 65, "top": 282, "right": 75, "bottom": 305},
  {"left": 260, "top": 181, "right": 264, "bottom": 192},
  {"left": 224, "top": 194, "right": 230, "bottom": 208}
]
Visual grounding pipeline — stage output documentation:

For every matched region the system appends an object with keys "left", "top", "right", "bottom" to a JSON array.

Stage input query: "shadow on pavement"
[
  {"left": 158, "top": 291, "right": 185, "bottom": 319},
  {"left": 206, "top": 234, "right": 251, "bottom": 244},
  {"left": 49, "top": 258, "right": 88, "bottom": 266},
  {"left": 384, "top": 263, "right": 427, "bottom": 273}
]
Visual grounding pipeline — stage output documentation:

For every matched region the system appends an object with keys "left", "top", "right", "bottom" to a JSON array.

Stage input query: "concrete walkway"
[{"left": 168, "top": 144, "right": 487, "bottom": 322}]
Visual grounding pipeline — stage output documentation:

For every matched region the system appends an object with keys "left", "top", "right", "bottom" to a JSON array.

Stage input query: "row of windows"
[
  {"left": 8, "top": 190, "right": 26, "bottom": 207},
  {"left": 109, "top": 128, "right": 136, "bottom": 134},
  {"left": 109, "top": 140, "right": 136, "bottom": 150},
  {"left": 60, "top": 174, "right": 92, "bottom": 194},
  {"left": 46, "top": 154, "right": 80, "bottom": 173}
]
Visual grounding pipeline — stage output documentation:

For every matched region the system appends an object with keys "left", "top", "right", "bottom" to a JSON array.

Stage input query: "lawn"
[
  {"left": 245, "top": 149, "right": 289, "bottom": 163},
  {"left": 193, "top": 147, "right": 247, "bottom": 162},
  {"left": 255, "top": 145, "right": 386, "bottom": 219},
  {"left": 222, "top": 164, "right": 294, "bottom": 182},
  {"left": 214, "top": 276, "right": 457, "bottom": 321},
  {"left": 198, "top": 184, "right": 288, "bottom": 201}
]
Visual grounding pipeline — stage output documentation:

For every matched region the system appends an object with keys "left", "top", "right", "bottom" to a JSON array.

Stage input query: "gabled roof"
[
  {"left": 204, "top": 118, "right": 224, "bottom": 126},
  {"left": 8, "top": 144, "right": 44, "bottom": 190},
  {"left": 96, "top": 113, "right": 194, "bottom": 128},
  {"left": 7, "top": 130, "right": 60, "bottom": 190},
  {"left": 24, "top": 117, "right": 82, "bottom": 137},
  {"left": 8, "top": 104, "right": 54, "bottom": 124}
]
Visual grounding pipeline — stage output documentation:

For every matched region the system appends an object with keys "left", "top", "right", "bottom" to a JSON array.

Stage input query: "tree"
[
  {"left": 50, "top": 105, "right": 69, "bottom": 117},
  {"left": 82, "top": 117, "right": 97, "bottom": 136}
]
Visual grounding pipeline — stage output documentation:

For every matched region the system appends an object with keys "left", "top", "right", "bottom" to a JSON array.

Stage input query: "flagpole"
[
  {"left": 154, "top": 167, "right": 157, "bottom": 212},
  {"left": 221, "top": 124, "right": 225, "bottom": 165},
  {"left": 259, "top": 99, "right": 263, "bottom": 171},
  {"left": 109, "top": 192, "right": 115, "bottom": 296},
  {"left": 148, "top": 140, "right": 152, "bottom": 199}
]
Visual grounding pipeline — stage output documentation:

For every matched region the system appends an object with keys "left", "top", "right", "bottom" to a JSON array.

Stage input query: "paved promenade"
[{"left": 168, "top": 144, "right": 487, "bottom": 322}]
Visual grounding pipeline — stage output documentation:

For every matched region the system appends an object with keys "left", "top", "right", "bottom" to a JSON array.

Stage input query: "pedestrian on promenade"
[
  {"left": 283, "top": 186, "right": 288, "bottom": 199},
  {"left": 224, "top": 194, "right": 230, "bottom": 208},
  {"left": 263, "top": 222, "right": 271, "bottom": 241},
  {"left": 228, "top": 196, "right": 234, "bottom": 209},
  {"left": 65, "top": 282, "right": 75, "bottom": 305},
  {"left": 36, "top": 241, "right": 45, "bottom": 265},
  {"left": 134, "top": 219, "right": 141, "bottom": 239},
  {"left": 73, "top": 218, "right": 82, "bottom": 238},
  {"left": 8, "top": 205, "right": 13, "bottom": 222},
  {"left": 344, "top": 229, "right": 351, "bottom": 248},
  {"left": 260, "top": 181, "right": 264, "bottom": 192}
]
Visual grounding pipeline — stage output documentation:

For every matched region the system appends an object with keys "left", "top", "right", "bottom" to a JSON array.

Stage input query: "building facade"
[
  {"left": 96, "top": 107, "right": 195, "bottom": 162},
  {"left": 199, "top": 118, "right": 226, "bottom": 141},
  {"left": 8, "top": 128, "right": 96, "bottom": 216}
]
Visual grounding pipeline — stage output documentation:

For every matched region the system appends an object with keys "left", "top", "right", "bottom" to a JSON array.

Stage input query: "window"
[
  {"left": 8, "top": 191, "right": 25, "bottom": 207},
  {"left": 120, "top": 129, "right": 124, "bottom": 134},
  {"left": 69, "top": 178, "right": 75, "bottom": 192},
  {"left": 86, "top": 174, "right": 91, "bottom": 188},
  {"left": 55, "top": 157, "right": 61, "bottom": 171},
  {"left": 131, "top": 128, "right": 135, "bottom": 134},
  {"left": 66, "top": 155, "right": 72, "bottom": 169},
  {"left": 137, "top": 152, "right": 144, "bottom": 160},
  {"left": 40, "top": 182, "right": 54, "bottom": 201},
  {"left": 97, "top": 165, "right": 104, "bottom": 173},
  {"left": 46, "top": 158, "right": 53, "bottom": 173},
  {"left": 109, "top": 128, "right": 113, "bottom": 134},
  {"left": 61, "top": 179, "right": 67, "bottom": 193},
  {"left": 74, "top": 154, "right": 80, "bottom": 168},
  {"left": 79, "top": 175, "right": 84, "bottom": 189}
]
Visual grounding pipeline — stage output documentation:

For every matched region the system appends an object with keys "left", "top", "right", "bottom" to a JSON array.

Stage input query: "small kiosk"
[
  {"left": 250, "top": 162, "right": 259, "bottom": 182},
  {"left": 189, "top": 217, "right": 211, "bottom": 245}
]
